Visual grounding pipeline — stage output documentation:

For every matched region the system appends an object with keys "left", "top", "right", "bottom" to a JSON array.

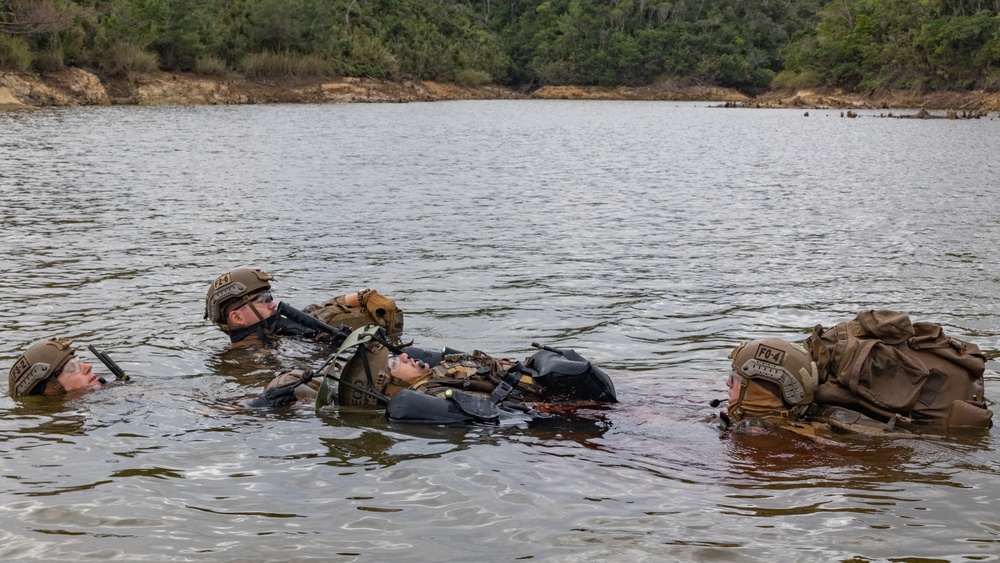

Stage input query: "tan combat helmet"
[
  {"left": 9, "top": 337, "right": 76, "bottom": 397},
  {"left": 204, "top": 268, "right": 273, "bottom": 332},
  {"left": 727, "top": 338, "right": 819, "bottom": 422}
]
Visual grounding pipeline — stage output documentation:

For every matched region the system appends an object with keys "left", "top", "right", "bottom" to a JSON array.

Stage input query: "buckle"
[{"left": 490, "top": 380, "right": 514, "bottom": 404}]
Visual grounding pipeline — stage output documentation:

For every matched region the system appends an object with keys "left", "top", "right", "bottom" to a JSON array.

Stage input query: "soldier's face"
[
  {"left": 726, "top": 372, "right": 742, "bottom": 403},
  {"left": 227, "top": 292, "right": 278, "bottom": 327},
  {"left": 388, "top": 353, "right": 431, "bottom": 381},
  {"left": 57, "top": 357, "right": 103, "bottom": 393}
]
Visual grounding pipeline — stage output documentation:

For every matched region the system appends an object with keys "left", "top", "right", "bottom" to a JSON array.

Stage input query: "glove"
[
  {"left": 799, "top": 361, "right": 819, "bottom": 399},
  {"left": 247, "top": 382, "right": 298, "bottom": 408},
  {"left": 359, "top": 289, "right": 398, "bottom": 331}
]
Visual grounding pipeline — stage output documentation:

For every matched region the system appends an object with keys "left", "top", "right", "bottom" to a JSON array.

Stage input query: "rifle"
[
  {"left": 532, "top": 342, "right": 564, "bottom": 355},
  {"left": 271, "top": 301, "right": 353, "bottom": 346},
  {"left": 87, "top": 345, "right": 131, "bottom": 382}
]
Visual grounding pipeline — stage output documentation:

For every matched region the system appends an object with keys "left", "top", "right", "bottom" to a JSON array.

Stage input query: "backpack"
[
  {"left": 522, "top": 347, "right": 618, "bottom": 403},
  {"left": 803, "top": 310, "right": 992, "bottom": 429},
  {"left": 302, "top": 296, "right": 405, "bottom": 340}
]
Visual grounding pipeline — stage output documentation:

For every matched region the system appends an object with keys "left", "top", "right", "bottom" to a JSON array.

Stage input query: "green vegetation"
[{"left": 2, "top": 0, "right": 1000, "bottom": 93}]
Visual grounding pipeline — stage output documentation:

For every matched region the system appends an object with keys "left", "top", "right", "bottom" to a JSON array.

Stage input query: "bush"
[
  {"left": 193, "top": 55, "right": 230, "bottom": 76},
  {"left": 454, "top": 68, "right": 491, "bottom": 86},
  {"left": 771, "top": 69, "right": 821, "bottom": 90},
  {"left": 342, "top": 33, "right": 399, "bottom": 79},
  {"left": 98, "top": 43, "right": 160, "bottom": 76},
  {"left": 239, "top": 51, "right": 338, "bottom": 78},
  {"left": 0, "top": 35, "right": 33, "bottom": 72},
  {"left": 240, "top": 52, "right": 285, "bottom": 77},
  {"left": 982, "top": 68, "right": 1000, "bottom": 91},
  {"left": 33, "top": 49, "right": 65, "bottom": 73},
  {"left": 293, "top": 53, "right": 338, "bottom": 77}
]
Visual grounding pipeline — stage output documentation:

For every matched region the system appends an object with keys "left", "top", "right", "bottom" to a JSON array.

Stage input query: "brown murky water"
[{"left": 1, "top": 102, "right": 998, "bottom": 561}]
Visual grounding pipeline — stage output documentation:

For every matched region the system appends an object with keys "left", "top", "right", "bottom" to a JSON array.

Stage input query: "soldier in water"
[
  {"left": 206, "top": 268, "right": 618, "bottom": 419},
  {"left": 717, "top": 310, "right": 993, "bottom": 438},
  {"left": 204, "top": 267, "right": 403, "bottom": 406},
  {"left": 204, "top": 267, "right": 402, "bottom": 350},
  {"left": 262, "top": 322, "right": 618, "bottom": 423},
  {"left": 8, "top": 338, "right": 105, "bottom": 399}
]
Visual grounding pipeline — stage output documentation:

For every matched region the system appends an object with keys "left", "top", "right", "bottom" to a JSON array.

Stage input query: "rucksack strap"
[
  {"left": 490, "top": 363, "right": 524, "bottom": 404},
  {"left": 846, "top": 339, "right": 878, "bottom": 394}
]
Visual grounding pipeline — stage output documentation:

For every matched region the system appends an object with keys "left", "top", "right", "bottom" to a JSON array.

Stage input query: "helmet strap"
[
  {"left": 246, "top": 297, "right": 267, "bottom": 325},
  {"left": 255, "top": 323, "right": 273, "bottom": 348},
  {"left": 732, "top": 376, "right": 810, "bottom": 424},
  {"left": 732, "top": 376, "right": 749, "bottom": 420},
  {"left": 221, "top": 293, "right": 269, "bottom": 333},
  {"left": 245, "top": 297, "right": 274, "bottom": 348},
  {"left": 46, "top": 376, "right": 66, "bottom": 395}
]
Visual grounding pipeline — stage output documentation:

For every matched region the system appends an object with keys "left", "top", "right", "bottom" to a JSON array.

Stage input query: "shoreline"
[{"left": 2, "top": 68, "right": 999, "bottom": 113}]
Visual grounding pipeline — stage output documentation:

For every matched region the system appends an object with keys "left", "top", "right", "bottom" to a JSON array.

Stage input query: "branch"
[{"left": 0, "top": 0, "right": 73, "bottom": 35}]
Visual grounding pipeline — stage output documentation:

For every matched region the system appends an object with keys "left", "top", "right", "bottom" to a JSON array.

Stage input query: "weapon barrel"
[
  {"left": 531, "top": 342, "right": 564, "bottom": 355},
  {"left": 276, "top": 302, "right": 351, "bottom": 343}
]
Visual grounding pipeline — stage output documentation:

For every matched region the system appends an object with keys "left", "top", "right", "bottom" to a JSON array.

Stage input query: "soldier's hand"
[
  {"left": 247, "top": 383, "right": 297, "bottom": 408},
  {"left": 360, "top": 290, "right": 398, "bottom": 331},
  {"left": 799, "top": 361, "right": 819, "bottom": 397}
]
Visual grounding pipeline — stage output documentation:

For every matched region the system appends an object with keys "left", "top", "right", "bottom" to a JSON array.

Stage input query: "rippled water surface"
[{"left": 1, "top": 101, "right": 999, "bottom": 562}]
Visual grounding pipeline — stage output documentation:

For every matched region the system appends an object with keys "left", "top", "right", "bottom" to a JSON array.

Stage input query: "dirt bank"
[
  {"left": 737, "top": 88, "right": 1000, "bottom": 111},
  {"left": 530, "top": 83, "right": 750, "bottom": 102},
  {"left": 535, "top": 84, "right": 1000, "bottom": 112},
  {"left": 2, "top": 68, "right": 998, "bottom": 112},
  {"left": 0, "top": 69, "right": 526, "bottom": 108}
]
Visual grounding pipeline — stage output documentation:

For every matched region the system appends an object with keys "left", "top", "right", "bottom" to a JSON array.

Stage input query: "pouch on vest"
[
  {"left": 946, "top": 400, "right": 993, "bottom": 428},
  {"left": 304, "top": 297, "right": 405, "bottom": 340},
  {"left": 386, "top": 389, "right": 499, "bottom": 425}
]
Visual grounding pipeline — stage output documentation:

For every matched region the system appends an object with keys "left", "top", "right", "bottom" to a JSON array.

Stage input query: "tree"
[{"left": 0, "top": 0, "right": 73, "bottom": 35}]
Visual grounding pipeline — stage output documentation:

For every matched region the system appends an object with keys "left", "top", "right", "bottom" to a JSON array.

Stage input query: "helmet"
[
  {"left": 9, "top": 337, "right": 75, "bottom": 397},
  {"left": 204, "top": 268, "right": 272, "bottom": 330},
  {"left": 727, "top": 338, "right": 818, "bottom": 421}
]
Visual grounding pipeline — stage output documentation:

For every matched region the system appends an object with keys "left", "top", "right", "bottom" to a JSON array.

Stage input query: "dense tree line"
[{"left": 1, "top": 0, "right": 999, "bottom": 93}]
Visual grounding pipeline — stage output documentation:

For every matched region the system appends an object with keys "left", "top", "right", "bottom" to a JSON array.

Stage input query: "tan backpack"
[
  {"left": 803, "top": 310, "right": 992, "bottom": 429},
  {"left": 303, "top": 296, "right": 404, "bottom": 340}
]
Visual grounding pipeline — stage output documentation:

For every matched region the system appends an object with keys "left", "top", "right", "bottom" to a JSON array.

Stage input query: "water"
[{"left": 1, "top": 101, "right": 998, "bottom": 562}]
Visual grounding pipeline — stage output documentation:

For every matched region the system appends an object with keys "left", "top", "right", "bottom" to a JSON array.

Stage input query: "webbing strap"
[
  {"left": 367, "top": 327, "right": 404, "bottom": 355},
  {"left": 847, "top": 339, "right": 878, "bottom": 394},
  {"left": 490, "top": 363, "right": 523, "bottom": 404},
  {"left": 358, "top": 346, "right": 379, "bottom": 396}
]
